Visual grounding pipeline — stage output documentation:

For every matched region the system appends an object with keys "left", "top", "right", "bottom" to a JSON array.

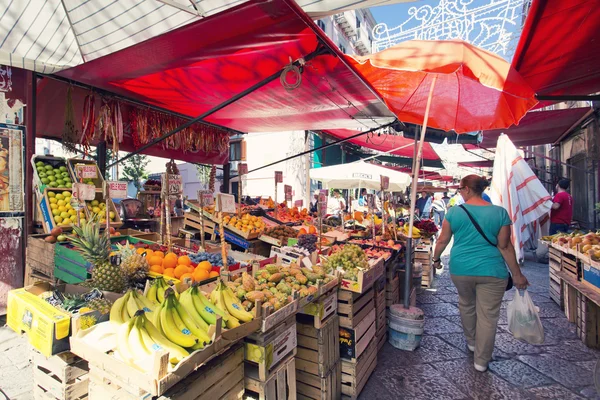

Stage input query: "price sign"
[
  {"left": 318, "top": 189, "right": 328, "bottom": 217},
  {"left": 238, "top": 163, "right": 248, "bottom": 175},
  {"left": 294, "top": 199, "right": 303, "bottom": 208},
  {"left": 380, "top": 175, "right": 389, "bottom": 191},
  {"left": 72, "top": 183, "right": 95, "bottom": 201},
  {"left": 366, "top": 194, "right": 375, "bottom": 213},
  {"left": 76, "top": 164, "right": 97, "bottom": 179},
  {"left": 198, "top": 190, "right": 214, "bottom": 206},
  {"left": 284, "top": 185, "right": 292, "bottom": 202},
  {"left": 275, "top": 171, "right": 283, "bottom": 183},
  {"left": 216, "top": 193, "right": 236, "bottom": 213},
  {"left": 168, "top": 174, "right": 183, "bottom": 196},
  {"left": 108, "top": 181, "right": 128, "bottom": 199}
]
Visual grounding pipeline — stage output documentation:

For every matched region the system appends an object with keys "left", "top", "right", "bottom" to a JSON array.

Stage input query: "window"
[
  {"left": 229, "top": 141, "right": 242, "bottom": 161},
  {"left": 338, "top": 43, "right": 346, "bottom": 53},
  {"left": 317, "top": 20, "right": 326, "bottom": 31},
  {"left": 356, "top": 16, "right": 361, "bottom": 29}
]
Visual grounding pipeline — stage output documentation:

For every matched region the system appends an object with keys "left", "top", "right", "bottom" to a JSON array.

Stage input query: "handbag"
[{"left": 459, "top": 205, "right": 513, "bottom": 291}]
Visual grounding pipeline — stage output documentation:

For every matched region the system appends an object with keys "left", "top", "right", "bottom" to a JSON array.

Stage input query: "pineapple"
[
  {"left": 116, "top": 242, "right": 149, "bottom": 287},
  {"left": 70, "top": 221, "right": 125, "bottom": 293},
  {"left": 85, "top": 298, "right": 113, "bottom": 315}
]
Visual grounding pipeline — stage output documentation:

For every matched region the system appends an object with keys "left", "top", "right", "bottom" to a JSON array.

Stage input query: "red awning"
[
  {"left": 513, "top": 0, "right": 600, "bottom": 103},
  {"left": 467, "top": 107, "right": 592, "bottom": 149},
  {"left": 56, "top": 0, "right": 394, "bottom": 133},
  {"left": 326, "top": 129, "right": 440, "bottom": 160},
  {"left": 458, "top": 160, "right": 494, "bottom": 168},
  {"left": 378, "top": 165, "right": 445, "bottom": 181},
  {"left": 438, "top": 176, "right": 455, "bottom": 182}
]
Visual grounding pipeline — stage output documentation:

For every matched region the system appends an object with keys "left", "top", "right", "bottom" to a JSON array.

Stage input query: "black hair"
[{"left": 558, "top": 179, "right": 570, "bottom": 190}]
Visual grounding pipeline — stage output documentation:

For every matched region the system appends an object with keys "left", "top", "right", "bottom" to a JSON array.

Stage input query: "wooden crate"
[
  {"left": 296, "top": 315, "right": 340, "bottom": 378},
  {"left": 549, "top": 248, "right": 563, "bottom": 308},
  {"left": 562, "top": 252, "right": 580, "bottom": 281},
  {"left": 245, "top": 354, "right": 296, "bottom": 400},
  {"left": 376, "top": 329, "right": 387, "bottom": 353},
  {"left": 385, "top": 276, "right": 399, "bottom": 307},
  {"left": 337, "top": 287, "right": 374, "bottom": 329},
  {"left": 339, "top": 257, "right": 385, "bottom": 294},
  {"left": 339, "top": 308, "right": 376, "bottom": 362},
  {"left": 549, "top": 275, "right": 563, "bottom": 309},
  {"left": 340, "top": 339, "right": 377, "bottom": 400},
  {"left": 31, "top": 350, "right": 89, "bottom": 400},
  {"left": 89, "top": 344, "right": 244, "bottom": 400},
  {"left": 298, "top": 289, "right": 338, "bottom": 329},
  {"left": 245, "top": 316, "right": 297, "bottom": 381},
  {"left": 559, "top": 272, "right": 600, "bottom": 349},
  {"left": 375, "top": 289, "right": 386, "bottom": 333},
  {"left": 296, "top": 361, "right": 341, "bottom": 400},
  {"left": 27, "top": 235, "right": 56, "bottom": 278}
]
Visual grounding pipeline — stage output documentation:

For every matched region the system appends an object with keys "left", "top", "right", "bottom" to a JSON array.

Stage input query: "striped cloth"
[{"left": 489, "top": 134, "right": 552, "bottom": 262}]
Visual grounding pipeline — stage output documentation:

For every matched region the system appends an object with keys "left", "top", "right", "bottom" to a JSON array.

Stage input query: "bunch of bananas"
[
  {"left": 109, "top": 289, "right": 157, "bottom": 325},
  {"left": 151, "top": 289, "right": 213, "bottom": 351},
  {"left": 146, "top": 277, "right": 179, "bottom": 304},
  {"left": 401, "top": 224, "right": 421, "bottom": 239},
  {"left": 117, "top": 310, "right": 189, "bottom": 370},
  {"left": 210, "top": 280, "right": 254, "bottom": 328},
  {"left": 180, "top": 286, "right": 228, "bottom": 327}
]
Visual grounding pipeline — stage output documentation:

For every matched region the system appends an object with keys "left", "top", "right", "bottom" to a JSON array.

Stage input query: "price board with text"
[
  {"left": 198, "top": 190, "right": 214, "bottom": 207},
  {"left": 275, "top": 171, "right": 283, "bottom": 183},
  {"left": 216, "top": 193, "right": 236, "bottom": 213},
  {"left": 108, "top": 181, "right": 128, "bottom": 199},
  {"left": 168, "top": 174, "right": 183, "bottom": 197},
  {"left": 284, "top": 185, "right": 292, "bottom": 202},
  {"left": 76, "top": 164, "right": 98, "bottom": 179}
]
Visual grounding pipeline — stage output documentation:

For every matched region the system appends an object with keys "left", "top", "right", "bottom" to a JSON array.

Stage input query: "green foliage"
[
  {"left": 121, "top": 154, "right": 150, "bottom": 192},
  {"left": 196, "top": 164, "right": 211, "bottom": 185}
]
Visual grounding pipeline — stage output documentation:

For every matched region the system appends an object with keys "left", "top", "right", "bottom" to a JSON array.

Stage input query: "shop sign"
[
  {"left": 72, "top": 183, "right": 95, "bottom": 201},
  {"left": 238, "top": 163, "right": 248, "bottom": 175},
  {"left": 294, "top": 199, "right": 303, "bottom": 208},
  {"left": 284, "top": 185, "right": 292, "bottom": 201},
  {"left": 168, "top": 174, "right": 182, "bottom": 196},
  {"left": 76, "top": 165, "right": 97, "bottom": 179},
  {"left": 318, "top": 189, "right": 328, "bottom": 217},
  {"left": 380, "top": 175, "right": 389, "bottom": 191},
  {"left": 274, "top": 171, "right": 283, "bottom": 183},
  {"left": 199, "top": 190, "right": 214, "bottom": 206},
  {"left": 216, "top": 193, "right": 236, "bottom": 213},
  {"left": 352, "top": 172, "right": 372, "bottom": 180},
  {"left": 366, "top": 194, "right": 375, "bottom": 213}
]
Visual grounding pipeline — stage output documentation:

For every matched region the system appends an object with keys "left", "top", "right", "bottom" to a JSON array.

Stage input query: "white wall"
[{"left": 239, "top": 131, "right": 309, "bottom": 206}]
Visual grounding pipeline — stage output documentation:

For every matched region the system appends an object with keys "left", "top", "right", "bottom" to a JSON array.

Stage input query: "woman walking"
[
  {"left": 431, "top": 193, "right": 447, "bottom": 228},
  {"left": 432, "top": 175, "right": 528, "bottom": 372}
]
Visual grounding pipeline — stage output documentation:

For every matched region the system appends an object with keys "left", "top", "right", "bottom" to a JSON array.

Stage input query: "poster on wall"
[{"left": 0, "top": 124, "right": 24, "bottom": 213}]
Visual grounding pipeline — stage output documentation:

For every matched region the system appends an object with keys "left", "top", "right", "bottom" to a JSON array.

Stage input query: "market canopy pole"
[
  {"left": 404, "top": 75, "right": 437, "bottom": 309},
  {"left": 107, "top": 45, "right": 331, "bottom": 169}
]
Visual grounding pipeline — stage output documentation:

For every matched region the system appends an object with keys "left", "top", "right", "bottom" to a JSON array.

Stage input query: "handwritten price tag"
[
  {"left": 294, "top": 199, "right": 303, "bottom": 208},
  {"left": 275, "top": 171, "right": 283, "bottom": 183},
  {"left": 284, "top": 185, "right": 292, "bottom": 202},
  {"left": 72, "top": 183, "right": 95, "bottom": 201},
  {"left": 380, "top": 175, "right": 389, "bottom": 191},
  {"left": 318, "top": 189, "right": 328, "bottom": 217},
  {"left": 199, "top": 190, "right": 214, "bottom": 207},
  {"left": 168, "top": 174, "right": 182, "bottom": 196},
  {"left": 216, "top": 193, "right": 236, "bottom": 213},
  {"left": 76, "top": 165, "right": 97, "bottom": 179},
  {"left": 238, "top": 163, "right": 248, "bottom": 175},
  {"left": 108, "top": 181, "right": 127, "bottom": 199}
]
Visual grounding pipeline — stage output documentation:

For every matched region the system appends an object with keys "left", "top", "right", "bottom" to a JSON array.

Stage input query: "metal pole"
[
  {"left": 97, "top": 141, "right": 107, "bottom": 178},
  {"left": 107, "top": 46, "right": 329, "bottom": 169}
]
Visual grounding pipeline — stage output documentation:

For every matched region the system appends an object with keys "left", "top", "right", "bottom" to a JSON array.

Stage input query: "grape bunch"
[
  {"left": 189, "top": 252, "right": 235, "bottom": 267},
  {"left": 297, "top": 234, "right": 318, "bottom": 253},
  {"left": 323, "top": 244, "right": 369, "bottom": 281}
]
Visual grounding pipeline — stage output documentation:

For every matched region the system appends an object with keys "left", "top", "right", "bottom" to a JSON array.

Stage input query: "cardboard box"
[
  {"left": 6, "top": 283, "right": 121, "bottom": 357},
  {"left": 583, "top": 263, "right": 600, "bottom": 291}
]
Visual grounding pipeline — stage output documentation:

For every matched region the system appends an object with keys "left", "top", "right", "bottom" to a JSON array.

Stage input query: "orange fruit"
[
  {"left": 148, "top": 256, "right": 163, "bottom": 266},
  {"left": 209, "top": 271, "right": 219, "bottom": 278},
  {"left": 180, "top": 273, "right": 194, "bottom": 284},
  {"left": 149, "top": 264, "right": 164, "bottom": 274},
  {"left": 163, "top": 268, "right": 175, "bottom": 278},
  {"left": 197, "top": 261, "right": 212, "bottom": 272},
  {"left": 178, "top": 255, "right": 191, "bottom": 266},
  {"left": 162, "top": 257, "right": 178, "bottom": 270},
  {"left": 308, "top": 225, "right": 317, "bottom": 234},
  {"left": 143, "top": 249, "right": 154, "bottom": 257},
  {"left": 165, "top": 252, "right": 178, "bottom": 260},
  {"left": 174, "top": 265, "right": 189, "bottom": 279},
  {"left": 136, "top": 247, "right": 146, "bottom": 254},
  {"left": 193, "top": 269, "right": 210, "bottom": 282},
  {"left": 187, "top": 265, "right": 195, "bottom": 273},
  {"left": 153, "top": 251, "right": 165, "bottom": 258}
]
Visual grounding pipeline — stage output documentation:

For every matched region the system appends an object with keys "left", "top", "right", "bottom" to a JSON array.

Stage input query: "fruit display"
[
  {"left": 297, "top": 234, "right": 318, "bottom": 252},
  {"left": 414, "top": 219, "right": 438, "bottom": 237},
  {"left": 70, "top": 221, "right": 126, "bottom": 293},
  {"left": 399, "top": 224, "right": 421, "bottom": 239},
  {"left": 267, "top": 206, "right": 312, "bottom": 224},
  {"left": 114, "top": 243, "right": 150, "bottom": 288},
  {"left": 43, "top": 226, "right": 68, "bottom": 243},
  {"left": 48, "top": 190, "right": 80, "bottom": 227},
  {"left": 547, "top": 231, "right": 600, "bottom": 261},
  {"left": 69, "top": 160, "right": 104, "bottom": 189},
  {"left": 110, "top": 289, "right": 159, "bottom": 325},
  {"left": 34, "top": 159, "right": 73, "bottom": 188},
  {"left": 331, "top": 244, "right": 391, "bottom": 260},
  {"left": 145, "top": 277, "right": 180, "bottom": 304},
  {"left": 259, "top": 197, "right": 276, "bottom": 209},
  {"left": 189, "top": 252, "right": 235, "bottom": 267},
  {"left": 211, "top": 280, "right": 255, "bottom": 328},
  {"left": 85, "top": 198, "right": 118, "bottom": 224},
  {"left": 222, "top": 213, "right": 266, "bottom": 236},
  {"left": 349, "top": 239, "right": 402, "bottom": 251},
  {"left": 323, "top": 244, "right": 369, "bottom": 281},
  {"left": 261, "top": 225, "right": 298, "bottom": 243}
]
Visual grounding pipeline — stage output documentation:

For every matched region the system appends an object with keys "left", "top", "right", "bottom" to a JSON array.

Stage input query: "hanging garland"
[
  {"left": 81, "top": 93, "right": 96, "bottom": 151},
  {"left": 62, "top": 85, "right": 79, "bottom": 152}
]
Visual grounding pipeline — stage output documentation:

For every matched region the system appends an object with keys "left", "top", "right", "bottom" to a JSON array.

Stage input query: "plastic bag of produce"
[{"left": 507, "top": 289, "right": 544, "bottom": 344}]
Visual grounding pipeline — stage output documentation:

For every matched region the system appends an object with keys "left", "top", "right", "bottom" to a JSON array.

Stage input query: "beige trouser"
[{"left": 451, "top": 275, "right": 507, "bottom": 366}]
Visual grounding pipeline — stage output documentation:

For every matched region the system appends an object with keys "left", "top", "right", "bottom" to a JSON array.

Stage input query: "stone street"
[{"left": 360, "top": 258, "right": 600, "bottom": 399}]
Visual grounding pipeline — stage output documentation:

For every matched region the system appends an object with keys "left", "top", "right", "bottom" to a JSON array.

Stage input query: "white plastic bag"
[{"left": 507, "top": 289, "right": 545, "bottom": 344}]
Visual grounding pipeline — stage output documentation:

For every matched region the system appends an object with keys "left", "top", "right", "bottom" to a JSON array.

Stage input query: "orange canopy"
[{"left": 346, "top": 40, "right": 538, "bottom": 133}]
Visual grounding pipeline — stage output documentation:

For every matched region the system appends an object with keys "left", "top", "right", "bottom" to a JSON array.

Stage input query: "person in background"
[
  {"left": 327, "top": 189, "right": 345, "bottom": 215},
  {"left": 415, "top": 191, "right": 429, "bottom": 216},
  {"left": 550, "top": 179, "right": 573, "bottom": 235},
  {"left": 431, "top": 193, "right": 447, "bottom": 228},
  {"left": 432, "top": 175, "right": 528, "bottom": 373},
  {"left": 448, "top": 189, "right": 464, "bottom": 208},
  {"left": 358, "top": 188, "right": 368, "bottom": 207},
  {"left": 422, "top": 192, "right": 433, "bottom": 218},
  {"left": 481, "top": 179, "right": 492, "bottom": 203},
  {"left": 310, "top": 190, "right": 319, "bottom": 213},
  {"left": 442, "top": 192, "right": 451, "bottom": 207}
]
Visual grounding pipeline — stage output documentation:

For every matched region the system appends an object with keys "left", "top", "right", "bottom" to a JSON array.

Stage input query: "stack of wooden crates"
[
  {"left": 31, "top": 349, "right": 89, "bottom": 400},
  {"left": 337, "top": 288, "right": 377, "bottom": 399},
  {"left": 374, "top": 276, "right": 387, "bottom": 351},
  {"left": 414, "top": 243, "right": 433, "bottom": 288},
  {"left": 25, "top": 236, "right": 56, "bottom": 286},
  {"left": 549, "top": 246, "right": 563, "bottom": 307},
  {"left": 296, "top": 288, "right": 340, "bottom": 400}
]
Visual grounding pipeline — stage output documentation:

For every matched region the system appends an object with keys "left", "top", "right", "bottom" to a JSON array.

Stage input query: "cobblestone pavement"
[
  {"left": 0, "top": 315, "right": 33, "bottom": 400},
  {"left": 360, "top": 256, "right": 600, "bottom": 400}
]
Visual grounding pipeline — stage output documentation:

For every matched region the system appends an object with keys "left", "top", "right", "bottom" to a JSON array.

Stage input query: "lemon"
[
  {"left": 91, "top": 200, "right": 99, "bottom": 206},
  {"left": 68, "top": 209, "right": 77, "bottom": 216},
  {"left": 54, "top": 215, "right": 63, "bottom": 224},
  {"left": 58, "top": 205, "right": 66, "bottom": 212},
  {"left": 55, "top": 194, "right": 64, "bottom": 200},
  {"left": 92, "top": 207, "right": 101, "bottom": 214},
  {"left": 109, "top": 211, "right": 116, "bottom": 219},
  {"left": 57, "top": 200, "right": 65, "bottom": 207},
  {"left": 49, "top": 197, "right": 57, "bottom": 204},
  {"left": 52, "top": 209, "right": 60, "bottom": 216},
  {"left": 62, "top": 191, "right": 71, "bottom": 198},
  {"left": 60, "top": 212, "right": 69, "bottom": 219},
  {"left": 50, "top": 203, "right": 58, "bottom": 210},
  {"left": 47, "top": 192, "right": 56, "bottom": 198},
  {"left": 99, "top": 203, "right": 106, "bottom": 208}
]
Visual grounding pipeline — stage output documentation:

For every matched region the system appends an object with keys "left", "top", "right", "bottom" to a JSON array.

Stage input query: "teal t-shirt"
[{"left": 446, "top": 204, "right": 511, "bottom": 278}]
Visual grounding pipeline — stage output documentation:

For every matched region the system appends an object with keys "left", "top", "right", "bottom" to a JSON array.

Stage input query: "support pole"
[
  {"left": 404, "top": 75, "right": 438, "bottom": 308},
  {"left": 97, "top": 141, "right": 107, "bottom": 179},
  {"left": 223, "top": 163, "right": 231, "bottom": 194}
]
